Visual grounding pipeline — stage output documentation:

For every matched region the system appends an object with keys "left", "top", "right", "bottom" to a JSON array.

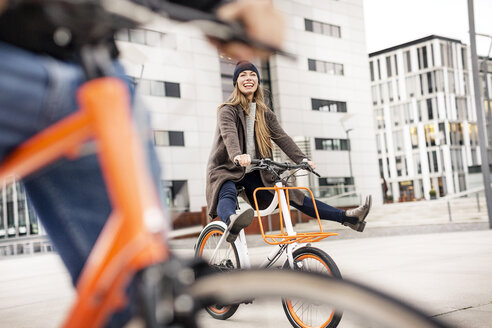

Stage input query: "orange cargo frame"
[{"left": 252, "top": 186, "right": 338, "bottom": 245}]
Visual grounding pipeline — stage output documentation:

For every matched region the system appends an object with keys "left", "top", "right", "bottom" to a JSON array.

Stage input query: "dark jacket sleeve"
[
  {"left": 218, "top": 106, "right": 243, "bottom": 162},
  {"left": 266, "top": 110, "right": 307, "bottom": 164}
]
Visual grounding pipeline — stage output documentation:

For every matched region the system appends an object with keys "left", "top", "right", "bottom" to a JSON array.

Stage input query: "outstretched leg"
[{"left": 292, "top": 195, "right": 372, "bottom": 232}]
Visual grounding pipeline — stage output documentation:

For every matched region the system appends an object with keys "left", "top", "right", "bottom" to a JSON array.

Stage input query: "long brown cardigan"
[{"left": 206, "top": 104, "right": 308, "bottom": 219}]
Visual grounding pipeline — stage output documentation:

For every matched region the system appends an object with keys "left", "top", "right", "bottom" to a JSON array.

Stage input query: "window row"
[
  {"left": 153, "top": 130, "right": 185, "bottom": 147},
  {"left": 315, "top": 138, "right": 349, "bottom": 151},
  {"left": 312, "top": 98, "right": 347, "bottom": 112},
  {"left": 116, "top": 29, "right": 168, "bottom": 47},
  {"left": 138, "top": 79, "right": 181, "bottom": 98},
  {"left": 378, "top": 122, "right": 477, "bottom": 156},
  {"left": 304, "top": 18, "right": 341, "bottom": 38},
  {"left": 370, "top": 42, "right": 468, "bottom": 81},
  {"left": 308, "top": 59, "right": 344, "bottom": 76}
]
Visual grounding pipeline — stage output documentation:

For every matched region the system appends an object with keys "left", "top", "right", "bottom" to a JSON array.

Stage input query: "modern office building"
[
  {"left": 1, "top": 0, "right": 382, "bottom": 248},
  {"left": 0, "top": 179, "right": 43, "bottom": 246},
  {"left": 116, "top": 0, "right": 381, "bottom": 213},
  {"left": 369, "top": 35, "right": 480, "bottom": 202}
]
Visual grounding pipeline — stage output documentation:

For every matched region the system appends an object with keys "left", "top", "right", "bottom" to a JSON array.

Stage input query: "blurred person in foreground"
[{"left": 0, "top": 0, "right": 284, "bottom": 326}]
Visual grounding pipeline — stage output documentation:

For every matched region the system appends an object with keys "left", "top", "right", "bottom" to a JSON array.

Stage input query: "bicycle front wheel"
[
  {"left": 194, "top": 222, "right": 240, "bottom": 320},
  {"left": 282, "top": 246, "right": 342, "bottom": 328}
]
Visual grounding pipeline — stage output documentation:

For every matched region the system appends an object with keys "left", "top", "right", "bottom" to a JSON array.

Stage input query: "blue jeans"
[
  {"left": 217, "top": 170, "right": 344, "bottom": 223},
  {"left": 0, "top": 41, "right": 164, "bottom": 326}
]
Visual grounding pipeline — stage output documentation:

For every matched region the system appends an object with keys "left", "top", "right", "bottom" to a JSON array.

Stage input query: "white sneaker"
[{"left": 226, "top": 208, "right": 254, "bottom": 243}]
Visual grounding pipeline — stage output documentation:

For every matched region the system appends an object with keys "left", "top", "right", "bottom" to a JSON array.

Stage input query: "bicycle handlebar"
[{"left": 249, "top": 158, "right": 321, "bottom": 177}]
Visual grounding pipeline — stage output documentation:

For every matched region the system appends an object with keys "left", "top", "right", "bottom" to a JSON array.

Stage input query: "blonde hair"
[{"left": 218, "top": 85, "right": 273, "bottom": 158}]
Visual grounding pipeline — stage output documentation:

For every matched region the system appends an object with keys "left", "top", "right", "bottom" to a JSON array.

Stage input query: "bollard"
[
  {"left": 476, "top": 193, "right": 481, "bottom": 212},
  {"left": 447, "top": 200, "right": 452, "bottom": 222}
]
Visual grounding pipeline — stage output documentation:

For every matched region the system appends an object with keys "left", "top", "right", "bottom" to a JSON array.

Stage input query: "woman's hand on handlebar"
[
  {"left": 306, "top": 160, "right": 316, "bottom": 170},
  {"left": 234, "top": 154, "right": 251, "bottom": 167}
]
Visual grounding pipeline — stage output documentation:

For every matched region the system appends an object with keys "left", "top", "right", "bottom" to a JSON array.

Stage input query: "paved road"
[{"left": 1, "top": 224, "right": 492, "bottom": 327}]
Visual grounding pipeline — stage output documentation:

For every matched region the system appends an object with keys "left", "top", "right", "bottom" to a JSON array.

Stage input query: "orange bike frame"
[
  {"left": 252, "top": 186, "right": 338, "bottom": 245},
  {"left": 0, "top": 78, "right": 169, "bottom": 327}
]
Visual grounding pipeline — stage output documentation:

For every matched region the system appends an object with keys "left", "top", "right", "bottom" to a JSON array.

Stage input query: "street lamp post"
[
  {"left": 468, "top": 0, "right": 492, "bottom": 229},
  {"left": 477, "top": 33, "right": 492, "bottom": 145}
]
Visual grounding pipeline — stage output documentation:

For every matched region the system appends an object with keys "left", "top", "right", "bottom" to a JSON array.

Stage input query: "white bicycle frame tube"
[
  {"left": 202, "top": 221, "right": 250, "bottom": 268},
  {"left": 205, "top": 181, "right": 299, "bottom": 270}
]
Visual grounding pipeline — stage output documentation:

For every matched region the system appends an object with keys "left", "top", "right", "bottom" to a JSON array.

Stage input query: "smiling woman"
[{"left": 205, "top": 61, "right": 373, "bottom": 242}]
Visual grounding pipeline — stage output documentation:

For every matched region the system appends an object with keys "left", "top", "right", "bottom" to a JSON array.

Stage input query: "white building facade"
[
  {"left": 115, "top": 0, "right": 381, "bottom": 212},
  {"left": 0, "top": 0, "right": 384, "bottom": 247},
  {"left": 369, "top": 35, "right": 478, "bottom": 202}
]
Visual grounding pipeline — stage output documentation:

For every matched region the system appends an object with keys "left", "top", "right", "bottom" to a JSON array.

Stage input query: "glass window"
[
  {"left": 461, "top": 47, "right": 467, "bottom": 69},
  {"left": 304, "top": 18, "right": 341, "bottom": 38},
  {"left": 115, "top": 29, "right": 129, "bottom": 42},
  {"left": 154, "top": 130, "right": 169, "bottom": 146},
  {"left": 154, "top": 131, "right": 185, "bottom": 147},
  {"left": 394, "top": 54, "right": 399, "bottom": 75},
  {"left": 311, "top": 98, "right": 347, "bottom": 112},
  {"left": 6, "top": 184, "right": 14, "bottom": 235},
  {"left": 304, "top": 18, "right": 313, "bottom": 31},
  {"left": 308, "top": 59, "right": 316, "bottom": 71},
  {"left": 371, "top": 85, "right": 379, "bottom": 105},
  {"left": 312, "top": 21, "right": 323, "bottom": 34},
  {"left": 393, "top": 130, "right": 404, "bottom": 153},
  {"left": 138, "top": 79, "right": 151, "bottom": 95},
  {"left": 375, "top": 107, "right": 385, "bottom": 129},
  {"left": 151, "top": 80, "right": 165, "bottom": 97},
  {"left": 165, "top": 82, "right": 181, "bottom": 98},
  {"left": 169, "top": 131, "right": 185, "bottom": 146},
  {"left": 145, "top": 30, "right": 162, "bottom": 47},
  {"left": 387, "top": 81, "right": 394, "bottom": 102},
  {"left": 404, "top": 50, "right": 412, "bottom": 73},
  {"left": 438, "top": 122, "right": 447, "bottom": 145},
  {"left": 315, "top": 138, "right": 349, "bottom": 151},
  {"left": 162, "top": 180, "right": 190, "bottom": 211},
  {"left": 391, "top": 105, "right": 401, "bottom": 127},
  {"left": 307, "top": 59, "right": 343, "bottom": 76},
  {"left": 405, "top": 76, "right": 416, "bottom": 98},
  {"left": 410, "top": 126, "right": 419, "bottom": 149},
  {"left": 129, "top": 29, "right": 145, "bottom": 44},
  {"left": 369, "top": 61, "right": 375, "bottom": 81},
  {"left": 386, "top": 56, "right": 392, "bottom": 78},
  {"left": 377, "top": 59, "right": 381, "bottom": 79},
  {"left": 424, "top": 124, "right": 436, "bottom": 146},
  {"left": 413, "top": 154, "right": 422, "bottom": 174}
]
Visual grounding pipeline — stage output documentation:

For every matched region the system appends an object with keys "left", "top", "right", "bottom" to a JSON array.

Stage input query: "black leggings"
[{"left": 217, "top": 170, "right": 344, "bottom": 223}]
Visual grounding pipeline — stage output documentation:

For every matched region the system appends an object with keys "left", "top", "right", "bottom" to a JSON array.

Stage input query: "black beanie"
[{"left": 232, "top": 61, "right": 261, "bottom": 86}]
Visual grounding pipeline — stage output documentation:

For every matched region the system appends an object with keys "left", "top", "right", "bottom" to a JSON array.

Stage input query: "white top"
[{"left": 245, "top": 102, "right": 257, "bottom": 173}]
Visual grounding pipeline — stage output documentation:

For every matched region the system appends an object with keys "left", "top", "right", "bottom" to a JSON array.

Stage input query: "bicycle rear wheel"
[
  {"left": 189, "top": 269, "right": 450, "bottom": 328},
  {"left": 282, "top": 246, "right": 342, "bottom": 328},
  {"left": 194, "top": 222, "right": 240, "bottom": 320}
]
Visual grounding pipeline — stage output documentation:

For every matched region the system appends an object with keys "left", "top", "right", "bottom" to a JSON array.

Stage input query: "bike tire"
[
  {"left": 194, "top": 223, "right": 240, "bottom": 320},
  {"left": 281, "top": 246, "right": 343, "bottom": 328},
  {"left": 189, "top": 269, "right": 450, "bottom": 328}
]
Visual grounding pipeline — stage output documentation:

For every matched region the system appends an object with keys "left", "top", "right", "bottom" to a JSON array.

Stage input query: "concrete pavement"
[{"left": 1, "top": 203, "right": 492, "bottom": 327}]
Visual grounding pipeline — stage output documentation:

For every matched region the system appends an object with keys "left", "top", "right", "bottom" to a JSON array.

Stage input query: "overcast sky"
[{"left": 363, "top": 0, "right": 492, "bottom": 56}]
